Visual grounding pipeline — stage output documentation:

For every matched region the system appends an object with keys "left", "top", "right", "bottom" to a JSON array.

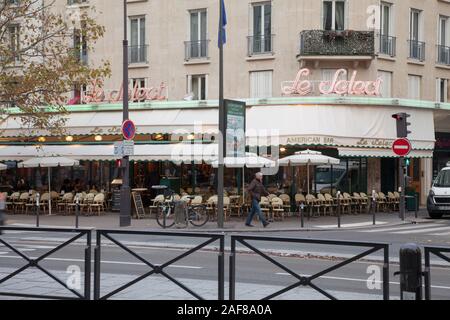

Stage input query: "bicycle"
[{"left": 154, "top": 187, "right": 209, "bottom": 228}]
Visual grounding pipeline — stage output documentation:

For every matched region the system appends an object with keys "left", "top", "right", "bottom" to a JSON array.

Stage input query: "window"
[
  {"left": 436, "top": 78, "right": 448, "bottom": 103},
  {"left": 378, "top": 71, "right": 392, "bottom": 98},
  {"left": 132, "top": 78, "right": 147, "bottom": 102},
  {"left": 437, "top": 16, "right": 450, "bottom": 64},
  {"left": 188, "top": 9, "right": 208, "bottom": 59},
  {"left": 129, "top": 16, "right": 147, "bottom": 63},
  {"left": 379, "top": 2, "right": 395, "bottom": 56},
  {"left": 322, "top": 0, "right": 346, "bottom": 31},
  {"left": 187, "top": 75, "right": 207, "bottom": 100},
  {"left": 73, "top": 28, "right": 87, "bottom": 65},
  {"left": 408, "top": 75, "right": 421, "bottom": 100},
  {"left": 250, "top": 2, "right": 272, "bottom": 54},
  {"left": 409, "top": 9, "right": 424, "bottom": 60},
  {"left": 67, "top": 0, "right": 88, "bottom": 5},
  {"left": 250, "top": 71, "right": 273, "bottom": 99},
  {"left": 8, "top": 24, "right": 20, "bottom": 62}
]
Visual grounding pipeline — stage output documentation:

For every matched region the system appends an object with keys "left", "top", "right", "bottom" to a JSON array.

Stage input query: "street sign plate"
[
  {"left": 114, "top": 141, "right": 135, "bottom": 157},
  {"left": 392, "top": 138, "right": 412, "bottom": 157},
  {"left": 122, "top": 119, "right": 136, "bottom": 141}
]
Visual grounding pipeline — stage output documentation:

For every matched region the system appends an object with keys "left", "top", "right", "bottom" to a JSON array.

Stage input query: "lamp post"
[{"left": 120, "top": 0, "right": 131, "bottom": 227}]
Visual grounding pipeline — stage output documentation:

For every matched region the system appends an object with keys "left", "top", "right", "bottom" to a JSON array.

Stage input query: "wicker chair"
[
  {"left": 89, "top": 193, "right": 106, "bottom": 216},
  {"left": 271, "top": 197, "right": 285, "bottom": 221},
  {"left": 260, "top": 196, "right": 272, "bottom": 221},
  {"left": 15, "top": 193, "right": 29, "bottom": 214},
  {"left": 306, "top": 194, "right": 320, "bottom": 217},
  {"left": 279, "top": 194, "right": 291, "bottom": 214},
  {"left": 57, "top": 193, "right": 74, "bottom": 215}
]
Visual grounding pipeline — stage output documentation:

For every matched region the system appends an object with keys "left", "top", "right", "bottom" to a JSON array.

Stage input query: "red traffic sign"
[
  {"left": 392, "top": 138, "right": 412, "bottom": 157},
  {"left": 122, "top": 120, "right": 136, "bottom": 140}
]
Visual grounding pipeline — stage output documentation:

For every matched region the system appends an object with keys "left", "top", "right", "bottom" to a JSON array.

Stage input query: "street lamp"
[{"left": 120, "top": 0, "right": 131, "bottom": 227}]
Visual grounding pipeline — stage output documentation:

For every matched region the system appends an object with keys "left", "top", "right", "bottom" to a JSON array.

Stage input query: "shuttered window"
[
  {"left": 250, "top": 71, "right": 273, "bottom": 98},
  {"left": 408, "top": 75, "right": 421, "bottom": 100},
  {"left": 377, "top": 71, "right": 392, "bottom": 98}
]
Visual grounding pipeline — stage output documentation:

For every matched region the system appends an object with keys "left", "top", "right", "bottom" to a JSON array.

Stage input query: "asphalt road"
[{"left": 0, "top": 232, "right": 450, "bottom": 300}]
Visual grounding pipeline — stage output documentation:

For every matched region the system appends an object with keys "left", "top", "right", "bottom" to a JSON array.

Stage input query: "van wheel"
[{"left": 429, "top": 211, "right": 443, "bottom": 219}]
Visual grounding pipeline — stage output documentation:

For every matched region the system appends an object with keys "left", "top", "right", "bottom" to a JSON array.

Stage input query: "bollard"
[
  {"left": 300, "top": 203, "right": 305, "bottom": 228},
  {"left": 337, "top": 191, "right": 341, "bottom": 228},
  {"left": 35, "top": 193, "right": 40, "bottom": 228},
  {"left": 75, "top": 194, "right": 80, "bottom": 229},
  {"left": 395, "top": 244, "right": 423, "bottom": 300},
  {"left": 415, "top": 194, "right": 419, "bottom": 219},
  {"left": 0, "top": 192, "right": 6, "bottom": 235},
  {"left": 372, "top": 190, "right": 377, "bottom": 225}
]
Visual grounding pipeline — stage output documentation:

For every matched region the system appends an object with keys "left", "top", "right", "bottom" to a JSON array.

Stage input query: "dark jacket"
[{"left": 247, "top": 178, "right": 269, "bottom": 201}]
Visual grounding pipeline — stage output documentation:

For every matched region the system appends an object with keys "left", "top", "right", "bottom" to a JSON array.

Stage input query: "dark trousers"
[{"left": 246, "top": 198, "right": 268, "bottom": 226}]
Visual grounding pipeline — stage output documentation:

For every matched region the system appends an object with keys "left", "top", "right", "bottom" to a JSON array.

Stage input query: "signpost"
[{"left": 392, "top": 138, "right": 412, "bottom": 221}]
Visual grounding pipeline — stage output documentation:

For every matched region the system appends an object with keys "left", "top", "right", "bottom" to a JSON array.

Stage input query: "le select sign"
[{"left": 392, "top": 138, "right": 412, "bottom": 157}]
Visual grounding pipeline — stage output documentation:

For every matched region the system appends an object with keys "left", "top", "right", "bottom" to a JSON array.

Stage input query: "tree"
[{"left": 0, "top": 0, "right": 110, "bottom": 134}]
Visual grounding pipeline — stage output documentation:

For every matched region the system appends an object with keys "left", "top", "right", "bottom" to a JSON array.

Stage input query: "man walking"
[{"left": 246, "top": 172, "right": 270, "bottom": 228}]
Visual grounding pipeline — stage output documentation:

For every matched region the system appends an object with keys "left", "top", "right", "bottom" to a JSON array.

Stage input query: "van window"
[{"left": 434, "top": 170, "right": 450, "bottom": 188}]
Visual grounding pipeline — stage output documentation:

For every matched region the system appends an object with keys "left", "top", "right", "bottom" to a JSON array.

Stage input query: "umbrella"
[
  {"left": 278, "top": 150, "right": 340, "bottom": 194},
  {"left": 18, "top": 157, "right": 80, "bottom": 215},
  {"left": 0, "top": 163, "right": 7, "bottom": 171}
]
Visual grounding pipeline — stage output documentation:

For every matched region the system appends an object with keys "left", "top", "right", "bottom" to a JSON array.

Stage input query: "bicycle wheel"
[
  {"left": 156, "top": 204, "right": 175, "bottom": 228},
  {"left": 189, "top": 205, "right": 209, "bottom": 227}
]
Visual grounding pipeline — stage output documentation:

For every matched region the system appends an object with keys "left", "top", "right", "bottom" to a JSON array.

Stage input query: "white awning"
[
  {"left": 246, "top": 104, "right": 436, "bottom": 150},
  {"left": 0, "top": 108, "right": 219, "bottom": 137},
  {"left": 0, "top": 144, "right": 219, "bottom": 162},
  {"left": 338, "top": 148, "right": 433, "bottom": 158}
]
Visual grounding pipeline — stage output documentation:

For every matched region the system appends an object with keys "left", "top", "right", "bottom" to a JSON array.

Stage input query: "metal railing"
[
  {"left": 247, "top": 34, "right": 274, "bottom": 56},
  {"left": 408, "top": 40, "right": 425, "bottom": 61},
  {"left": 0, "top": 226, "right": 91, "bottom": 300},
  {"left": 229, "top": 235, "right": 390, "bottom": 300},
  {"left": 436, "top": 44, "right": 450, "bottom": 65},
  {"left": 379, "top": 34, "right": 396, "bottom": 57},
  {"left": 424, "top": 246, "right": 450, "bottom": 300},
  {"left": 93, "top": 229, "right": 225, "bottom": 300},
  {"left": 184, "top": 40, "right": 210, "bottom": 61},
  {"left": 128, "top": 45, "right": 148, "bottom": 64}
]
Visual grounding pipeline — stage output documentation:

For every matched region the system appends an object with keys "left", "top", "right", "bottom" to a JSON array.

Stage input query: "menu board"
[
  {"left": 112, "top": 189, "right": 121, "bottom": 211},
  {"left": 224, "top": 100, "right": 246, "bottom": 158}
]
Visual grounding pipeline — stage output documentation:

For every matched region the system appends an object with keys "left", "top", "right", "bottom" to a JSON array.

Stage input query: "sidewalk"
[{"left": 2, "top": 209, "right": 432, "bottom": 233}]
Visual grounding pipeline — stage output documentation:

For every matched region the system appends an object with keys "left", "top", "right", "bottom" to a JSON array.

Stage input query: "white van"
[{"left": 427, "top": 163, "right": 450, "bottom": 219}]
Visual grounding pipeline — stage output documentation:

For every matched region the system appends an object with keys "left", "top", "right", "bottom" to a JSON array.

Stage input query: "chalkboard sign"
[
  {"left": 132, "top": 192, "right": 146, "bottom": 219},
  {"left": 112, "top": 189, "right": 121, "bottom": 211}
]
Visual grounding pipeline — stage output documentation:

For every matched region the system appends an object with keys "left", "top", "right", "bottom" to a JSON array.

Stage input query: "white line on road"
[
  {"left": 275, "top": 273, "right": 450, "bottom": 290},
  {"left": 317, "top": 222, "right": 388, "bottom": 229},
  {"left": 0, "top": 255, "right": 203, "bottom": 270},
  {"left": 393, "top": 226, "right": 450, "bottom": 235},
  {"left": 431, "top": 231, "right": 450, "bottom": 236},
  {"left": 0, "top": 252, "right": 8, "bottom": 255},
  {"left": 361, "top": 223, "right": 444, "bottom": 233}
]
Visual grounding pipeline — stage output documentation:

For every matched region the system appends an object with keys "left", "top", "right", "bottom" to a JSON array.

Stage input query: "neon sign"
[{"left": 282, "top": 68, "right": 382, "bottom": 96}]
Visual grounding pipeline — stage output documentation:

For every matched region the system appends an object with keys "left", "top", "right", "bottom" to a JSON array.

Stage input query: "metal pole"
[
  {"left": 217, "top": 0, "right": 225, "bottom": 229},
  {"left": 35, "top": 193, "right": 40, "bottom": 228},
  {"left": 75, "top": 194, "right": 80, "bottom": 229},
  {"left": 415, "top": 193, "right": 418, "bottom": 219},
  {"left": 120, "top": 0, "right": 131, "bottom": 227},
  {"left": 300, "top": 203, "right": 304, "bottom": 228},
  {"left": 372, "top": 190, "right": 377, "bottom": 225},
  {"left": 337, "top": 191, "right": 341, "bottom": 228},
  {"left": 399, "top": 157, "right": 406, "bottom": 221}
]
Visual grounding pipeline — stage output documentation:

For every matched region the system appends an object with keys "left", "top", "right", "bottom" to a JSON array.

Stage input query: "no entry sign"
[
  {"left": 122, "top": 119, "right": 136, "bottom": 141},
  {"left": 392, "top": 138, "right": 412, "bottom": 157}
]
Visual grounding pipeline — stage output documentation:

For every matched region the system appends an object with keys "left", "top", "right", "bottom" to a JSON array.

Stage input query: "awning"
[
  {"left": 0, "top": 144, "right": 218, "bottom": 162},
  {"left": 338, "top": 148, "right": 433, "bottom": 158},
  {"left": 246, "top": 104, "right": 436, "bottom": 151},
  {"left": 0, "top": 108, "right": 219, "bottom": 137}
]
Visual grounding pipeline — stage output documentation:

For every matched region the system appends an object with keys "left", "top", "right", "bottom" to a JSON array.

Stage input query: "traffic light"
[
  {"left": 116, "top": 159, "right": 122, "bottom": 168},
  {"left": 392, "top": 113, "right": 411, "bottom": 138}
]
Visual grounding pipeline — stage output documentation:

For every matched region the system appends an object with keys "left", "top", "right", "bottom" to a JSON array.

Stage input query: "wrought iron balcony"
[
  {"left": 247, "top": 35, "right": 274, "bottom": 56},
  {"left": 436, "top": 44, "right": 450, "bottom": 65},
  {"left": 408, "top": 40, "right": 425, "bottom": 61},
  {"left": 379, "top": 35, "right": 396, "bottom": 57},
  {"left": 299, "top": 30, "right": 375, "bottom": 57},
  {"left": 128, "top": 45, "right": 148, "bottom": 64},
  {"left": 184, "top": 40, "right": 210, "bottom": 61}
]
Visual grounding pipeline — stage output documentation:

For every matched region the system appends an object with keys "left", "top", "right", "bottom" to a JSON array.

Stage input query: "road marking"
[
  {"left": 0, "top": 252, "right": 8, "bottom": 255},
  {"left": 317, "top": 222, "right": 388, "bottom": 229},
  {"left": 393, "top": 226, "right": 450, "bottom": 235},
  {"left": 431, "top": 231, "right": 450, "bottom": 236},
  {"left": 275, "top": 273, "right": 450, "bottom": 290},
  {"left": 361, "top": 223, "right": 444, "bottom": 233},
  {"left": 0, "top": 255, "right": 202, "bottom": 269}
]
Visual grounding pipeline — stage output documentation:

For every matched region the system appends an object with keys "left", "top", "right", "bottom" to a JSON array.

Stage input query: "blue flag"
[{"left": 218, "top": 0, "right": 227, "bottom": 47}]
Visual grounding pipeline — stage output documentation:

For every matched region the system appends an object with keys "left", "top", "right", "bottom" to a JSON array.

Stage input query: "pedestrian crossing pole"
[{"left": 217, "top": 0, "right": 225, "bottom": 229}]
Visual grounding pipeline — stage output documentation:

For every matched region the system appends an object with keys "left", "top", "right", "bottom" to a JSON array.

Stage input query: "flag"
[{"left": 218, "top": 0, "right": 227, "bottom": 47}]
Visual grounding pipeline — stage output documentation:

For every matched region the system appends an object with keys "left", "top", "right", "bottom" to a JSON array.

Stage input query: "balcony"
[
  {"left": 128, "top": 45, "right": 148, "bottom": 64},
  {"left": 436, "top": 44, "right": 450, "bottom": 65},
  {"left": 379, "top": 35, "right": 396, "bottom": 57},
  {"left": 298, "top": 30, "right": 375, "bottom": 67},
  {"left": 247, "top": 35, "right": 274, "bottom": 56},
  {"left": 408, "top": 40, "right": 425, "bottom": 61},
  {"left": 184, "top": 40, "right": 210, "bottom": 61}
]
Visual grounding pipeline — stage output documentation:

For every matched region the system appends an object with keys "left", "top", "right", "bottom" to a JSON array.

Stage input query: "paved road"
[{"left": 0, "top": 232, "right": 449, "bottom": 300}]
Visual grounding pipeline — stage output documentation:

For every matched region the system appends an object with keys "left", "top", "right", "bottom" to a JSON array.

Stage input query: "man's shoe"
[
  {"left": 245, "top": 224, "right": 255, "bottom": 227},
  {"left": 263, "top": 222, "right": 270, "bottom": 228}
]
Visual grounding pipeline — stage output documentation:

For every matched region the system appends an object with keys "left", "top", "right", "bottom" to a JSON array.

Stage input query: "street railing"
[
  {"left": 424, "top": 246, "right": 450, "bottom": 300},
  {"left": 229, "top": 235, "right": 390, "bottom": 300},
  {"left": 0, "top": 226, "right": 92, "bottom": 300},
  {"left": 93, "top": 229, "right": 225, "bottom": 300}
]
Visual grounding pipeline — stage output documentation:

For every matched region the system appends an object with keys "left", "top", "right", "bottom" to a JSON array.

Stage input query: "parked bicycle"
[{"left": 154, "top": 187, "right": 209, "bottom": 228}]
